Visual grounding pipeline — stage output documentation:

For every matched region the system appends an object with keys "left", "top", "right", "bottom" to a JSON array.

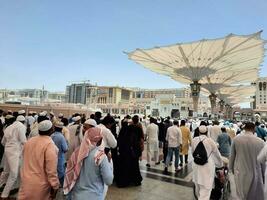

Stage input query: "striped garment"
[{"left": 63, "top": 127, "right": 105, "bottom": 194}]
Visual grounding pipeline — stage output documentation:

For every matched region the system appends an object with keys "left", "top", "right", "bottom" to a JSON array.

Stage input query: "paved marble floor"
[
  {"left": 106, "top": 177, "right": 193, "bottom": 200},
  {"left": 5, "top": 144, "right": 239, "bottom": 199}
]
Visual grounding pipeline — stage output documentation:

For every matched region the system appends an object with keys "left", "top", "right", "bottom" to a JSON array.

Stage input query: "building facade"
[
  {"left": 0, "top": 89, "right": 67, "bottom": 105},
  {"left": 251, "top": 77, "right": 267, "bottom": 120},
  {"left": 255, "top": 77, "right": 267, "bottom": 110},
  {"left": 66, "top": 83, "right": 92, "bottom": 104},
  {"left": 86, "top": 86, "right": 133, "bottom": 114}
]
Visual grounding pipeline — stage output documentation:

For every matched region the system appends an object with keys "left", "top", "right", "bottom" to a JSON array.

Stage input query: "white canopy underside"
[
  {"left": 127, "top": 32, "right": 264, "bottom": 83},
  {"left": 201, "top": 85, "right": 256, "bottom": 95}
]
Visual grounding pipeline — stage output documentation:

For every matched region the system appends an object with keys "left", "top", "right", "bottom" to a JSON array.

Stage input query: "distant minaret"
[{"left": 41, "top": 85, "right": 45, "bottom": 104}]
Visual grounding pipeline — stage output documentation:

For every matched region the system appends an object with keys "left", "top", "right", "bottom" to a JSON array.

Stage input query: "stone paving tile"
[{"left": 105, "top": 177, "right": 193, "bottom": 200}]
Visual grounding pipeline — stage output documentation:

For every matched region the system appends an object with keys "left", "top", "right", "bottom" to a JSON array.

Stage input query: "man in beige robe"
[
  {"left": 66, "top": 116, "right": 83, "bottom": 160},
  {"left": 18, "top": 120, "right": 60, "bottom": 200},
  {"left": 229, "top": 122, "right": 265, "bottom": 200}
]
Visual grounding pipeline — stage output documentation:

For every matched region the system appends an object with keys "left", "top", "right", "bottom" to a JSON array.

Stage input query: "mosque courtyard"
[{"left": 51, "top": 146, "right": 237, "bottom": 200}]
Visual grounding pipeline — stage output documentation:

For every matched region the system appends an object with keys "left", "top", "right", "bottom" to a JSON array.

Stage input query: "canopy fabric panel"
[{"left": 127, "top": 31, "right": 265, "bottom": 83}]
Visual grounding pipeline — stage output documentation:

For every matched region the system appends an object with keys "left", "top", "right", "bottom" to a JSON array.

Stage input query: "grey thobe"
[{"left": 229, "top": 131, "right": 265, "bottom": 200}]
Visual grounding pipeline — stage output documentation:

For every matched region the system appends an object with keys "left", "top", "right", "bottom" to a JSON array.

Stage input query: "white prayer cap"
[
  {"left": 55, "top": 121, "right": 64, "bottom": 128},
  {"left": 38, "top": 120, "right": 53, "bottom": 132},
  {"left": 39, "top": 111, "right": 47, "bottom": 116},
  {"left": 199, "top": 125, "right": 208, "bottom": 134},
  {"left": 7, "top": 110, "right": 12, "bottom": 113},
  {"left": 58, "top": 113, "right": 64, "bottom": 118},
  {"left": 16, "top": 115, "right": 26, "bottom": 122},
  {"left": 28, "top": 111, "right": 33, "bottom": 114},
  {"left": 18, "top": 110, "right": 26, "bottom": 115},
  {"left": 72, "top": 116, "right": 81, "bottom": 122},
  {"left": 5, "top": 115, "right": 14, "bottom": 119},
  {"left": 50, "top": 111, "right": 55, "bottom": 116},
  {"left": 84, "top": 119, "right": 97, "bottom": 127}
]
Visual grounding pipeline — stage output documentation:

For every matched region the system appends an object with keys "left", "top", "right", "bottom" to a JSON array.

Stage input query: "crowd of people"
[{"left": 0, "top": 108, "right": 267, "bottom": 200}]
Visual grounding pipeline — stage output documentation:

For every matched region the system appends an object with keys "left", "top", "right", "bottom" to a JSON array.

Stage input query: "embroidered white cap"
[
  {"left": 84, "top": 119, "right": 97, "bottom": 127},
  {"left": 18, "top": 110, "right": 26, "bottom": 115},
  {"left": 16, "top": 115, "right": 26, "bottom": 122},
  {"left": 38, "top": 120, "right": 53, "bottom": 131}
]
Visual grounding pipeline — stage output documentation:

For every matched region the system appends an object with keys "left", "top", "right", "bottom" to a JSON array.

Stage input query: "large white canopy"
[
  {"left": 201, "top": 84, "right": 256, "bottom": 96},
  {"left": 126, "top": 31, "right": 265, "bottom": 83}
]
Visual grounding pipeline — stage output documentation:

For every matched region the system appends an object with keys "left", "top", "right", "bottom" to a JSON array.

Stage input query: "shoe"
[
  {"left": 146, "top": 164, "right": 151, "bottom": 167},
  {"left": 134, "top": 182, "right": 142, "bottom": 186},
  {"left": 0, "top": 186, "right": 5, "bottom": 193},
  {"left": 179, "top": 163, "right": 183, "bottom": 167},
  {"left": 169, "top": 162, "right": 172, "bottom": 166},
  {"left": 155, "top": 162, "right": 160, "bottom": 165},
  {"left": 176, "top": 166, "right": 182, "bottom": 171},
  {"left": 164, "top": 167, "right": 168, "bottom": 173},
  {"left": 9, "top": 188, "right": 19, "bottom": 195}
]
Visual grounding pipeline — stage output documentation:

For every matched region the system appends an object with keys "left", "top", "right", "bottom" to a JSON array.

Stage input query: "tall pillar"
[
  {"left": 209, "top": 93, "right": 217, "bottom": 114},
  {"left": 225, "top": 104, "right": 230, "bottom": 119},
  {"left": 228, "top": 107, "right": 233, "bottom": 120},
  {"left": 190, "top": 81, "right": 201, "bottom": 113}
]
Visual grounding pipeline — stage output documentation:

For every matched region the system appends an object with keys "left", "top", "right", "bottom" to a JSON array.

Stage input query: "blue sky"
[{"left": 0, "top": 0, "right": 267, "bottom": 92}]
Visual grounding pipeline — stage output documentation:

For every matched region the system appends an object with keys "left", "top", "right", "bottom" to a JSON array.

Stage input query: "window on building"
[
  {"left": 263, "top": 82, "right": 266, "bottom": 91},
  {"left": 109, "top": 88, "right": 113, "bottom": 98},
  {"left": 259, "top": 82, "right": 263, "bottom": 91}
]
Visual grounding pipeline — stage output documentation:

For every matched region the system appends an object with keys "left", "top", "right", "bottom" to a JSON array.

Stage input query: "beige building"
[
  {"left": 130, "top": 88, "right": 191, "bottom": 115},
  {"left": 255, "top": 77, "right": 267, "bottom": 110},
  {"left": 86, "top": 86, "right": 133, "bottom": 115},
  {"left": 251, "top": 77, "right": 267, "bottom": 120},
  {"left": 0, "top": 89, "right": 8, "bottom": 103}
]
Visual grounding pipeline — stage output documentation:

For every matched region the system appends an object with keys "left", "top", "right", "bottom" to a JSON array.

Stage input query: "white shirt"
[
  {"left": 209, "top": 125, "right": 221, "bottom": 142},
  {"left": 97, "top": 124, "right": 117, "bottom": 149},
  {"left": 165, "top": 125, "right": 182, "bottom": 148},
  {"left": 0, "top": 116, "right": 5, "bottom": 125},
  {"left": 26, "top": 116, "right": 35, "bottom": 126},
  {"left": 2, "top": 121, "right": 27, "bottom": 150},
  {"left": 146, "top": 123, "right": 159, "bottom": 142}
]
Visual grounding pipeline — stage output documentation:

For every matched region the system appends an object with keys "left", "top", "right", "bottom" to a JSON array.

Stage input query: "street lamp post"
[
  {"left": 225, "top": 104, "right": 230, "bottom": 119},
  {"left": 190, "top": 81, "right": 201, "bottom": 113},
  {"left": 219, "top": 100, "right": 225, "bottom": 112},
  {"left": 209, "top": 93, "right": 217, "bottom": 114}
]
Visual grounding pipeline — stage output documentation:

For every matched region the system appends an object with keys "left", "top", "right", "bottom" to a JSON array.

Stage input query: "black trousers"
[{"left": 179, "top": 154, "right": 188, "bottom": 164}]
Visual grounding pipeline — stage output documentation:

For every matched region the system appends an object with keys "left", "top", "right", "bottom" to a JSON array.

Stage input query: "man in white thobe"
[
  {"left": 0, "top": 115, "right": 27, "bottom": 198},
  {"left": 96, "top": 115, "right": 117, "bottom": 198},
  {"left": 257, "top": 143, "right": 267, "bottom": 199},
  {"left": 66, "top": 116, "right": 83, "bottom": 160},
  {"left": 96, "top": 116, "right": 117, "bottom": 149},
  {"left": 26, "top": 112, "right": 35, "bottom": 127},
  {"left": 146, "top": 117, "right": 160, "bottom": 167},
  {"left": 192, "top": 125, "right": 223, "bottom": 200},
  {"left": 0, "top": 110, "right": 5, "bottom": 125},
  {"left": 209, "top": 120, "right": 221, "bottom": 142},
  {"left": 230, "top": 122, "right": 265, "bottom": 200}
]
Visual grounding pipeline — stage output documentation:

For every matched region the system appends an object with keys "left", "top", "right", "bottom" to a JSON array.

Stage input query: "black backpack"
[{"left": 193, "top": 138, "right": 209, "bottom": 165}]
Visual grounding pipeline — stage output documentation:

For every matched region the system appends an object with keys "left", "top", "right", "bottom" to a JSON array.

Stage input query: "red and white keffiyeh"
[{"left": 63, "top": 127, "right": 105, "bottom": 194}]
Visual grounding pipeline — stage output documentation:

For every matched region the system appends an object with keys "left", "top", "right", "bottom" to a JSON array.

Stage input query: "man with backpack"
[{"left": 192, "top": 125, "right": 223, "bottom": 200}]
